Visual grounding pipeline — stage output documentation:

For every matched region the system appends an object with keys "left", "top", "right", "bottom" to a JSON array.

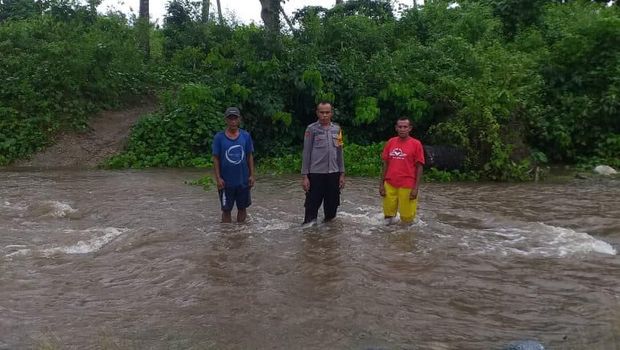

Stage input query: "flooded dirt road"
[{"left": 1, "top": 169, "right": 618, "bottom": 349}]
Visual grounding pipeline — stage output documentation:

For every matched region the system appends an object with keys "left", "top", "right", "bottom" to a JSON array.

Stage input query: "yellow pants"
[{"left": 383, "top": 182, "right": 418, "bottom": 223}]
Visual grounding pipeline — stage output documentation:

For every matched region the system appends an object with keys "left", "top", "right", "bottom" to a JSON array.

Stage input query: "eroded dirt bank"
[{"left": 14, "top": 99, "right": 157, "bottom": 168}]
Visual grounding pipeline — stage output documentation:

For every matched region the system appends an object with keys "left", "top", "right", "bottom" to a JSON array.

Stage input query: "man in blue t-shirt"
[{"left": 212, "top": 107, "right": 255, "bottom": 223}]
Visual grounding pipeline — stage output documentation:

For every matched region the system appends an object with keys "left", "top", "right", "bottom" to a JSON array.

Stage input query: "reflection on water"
[{"left": 0, "top": 169, "right": 619, "bottom": 349}]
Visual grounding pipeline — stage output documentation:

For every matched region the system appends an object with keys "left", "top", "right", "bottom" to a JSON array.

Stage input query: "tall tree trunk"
[
  {"left": 139, "top": 0, "right": 149, "bottom": 24},
  {"left": 336, "top": 0, "right": 343, "bottom": 4},
  {"left": 87, "top": 0, "right": 101, "bottom": 15},
  {"left": 138, "top": 0, "right": 149, "bottom": 59},
  {"left": 280, "top": 6, "right": 293, "bottom": 31},
  {"left": 202, "top": 0, "right": 210, "bottom": 23},
  {"left": 216, "top": 0, "right": 223, "bottom": 24},
  {"left": 259, "top": 0, "right": 280, "bottom": 33}
]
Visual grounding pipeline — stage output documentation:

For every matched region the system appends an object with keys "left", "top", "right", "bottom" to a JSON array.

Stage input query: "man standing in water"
[
  {"left": 212, "top": 107, "right": 255, "bottom": 223},
  {"left": 301, "top": 101, "right": 345, "bottom": 225},
  {"left": 379, "top": 117, "right": 425, "bottom": 224}
]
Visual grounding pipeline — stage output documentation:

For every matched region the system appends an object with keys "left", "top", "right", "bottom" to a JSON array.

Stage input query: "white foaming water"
[
  {"left": 337, "top": 207, "right": 615, "bottom": 257},
  {"left": 27, "top": 200, "right": 77, "bottom": 218},
  {"left": 46, "top": 201, "right": 77, "bottom": 218},
  {"left": 482, "top": 223, "right": 616, "bottom": 257},
  {"left": 251, "top": 216, "right": 296, "bottom": 233},
  {"left": 339, "top": 210, "right": 385, "bottom": 226},
  {"left": 43, "top": 227, "right": 128, "bottom": 255},
  {"left": 540, "top": 223, "right": 616, "bottom": 256},
  {"left": 2, "top": 200, "right": 27, "bottom": 211},
  {"left": 4, "top": 245, "right": 31, "bottom": 258},
  {"left": 338, "top": 209, "right": 427, "bottom": 236}
]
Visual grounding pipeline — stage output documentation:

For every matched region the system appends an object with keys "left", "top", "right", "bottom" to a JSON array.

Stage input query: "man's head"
[
  {"left": 395, "top": 117, "right": 412, "bottom": 139},
  {"left": 224, "top": 106, "right": 241, "bottom": 130},
  {"left": 316, "top": 101, "right": 333, "bottom": 126}
]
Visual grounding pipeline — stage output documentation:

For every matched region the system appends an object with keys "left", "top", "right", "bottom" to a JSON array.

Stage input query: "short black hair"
[
  {"left": 316, "top": 100, "right": 333, "bottom": 109},
  {"left": 396, "top": 117, "right": 411, "bottom": 125}
]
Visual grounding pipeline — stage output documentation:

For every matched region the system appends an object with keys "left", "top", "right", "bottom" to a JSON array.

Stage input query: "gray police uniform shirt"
[{"left": 301, "top": 121, "right": 345, "bottom": 175}]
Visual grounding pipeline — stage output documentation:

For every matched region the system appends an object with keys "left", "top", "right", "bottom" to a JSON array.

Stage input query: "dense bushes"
[
  {"left": 102, "top": 0, "right": 619, "bottom": 179},
  {"left": 524, "top": 2, "right": 620, "bottom": 163},
  {"left": 2, "top": 0, "right": 618, "bottom": 180},
  {"left": 0, "top": 8, "right": 149, "bottom": 165},
  {"left": 105, "top": 84, "right": 232, "bottom": 168}
]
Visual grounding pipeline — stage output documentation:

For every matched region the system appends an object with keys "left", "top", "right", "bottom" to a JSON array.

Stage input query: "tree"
[
  {"left": 216, "top": 0, "right": 222, "bottom": 24},
  {"left": 473, "top": 0, "right": 547, "bottom": 38},
  {"left": 280, "top": 6, "right": 294, "bottom": 31},
  {"left": 139, "top": 0, "right": 149, "bottom": 25},
  {"left": 138, "top": 0, "right": 150, "bottom": 58},
  {"left": 87, "top": 0, "right": 101, "bottom": 16},
  {"left": 326, "top": 0, "right": 395, "bottom": 22},
  {"left": 201, "top": 0, "right": 209, "bottom": 22},
  {"left": 0, "top": 0, "right": 43, "bottom": 21},
  {"left": 259, "top": 0, "right": 281, "bottom": 32}
]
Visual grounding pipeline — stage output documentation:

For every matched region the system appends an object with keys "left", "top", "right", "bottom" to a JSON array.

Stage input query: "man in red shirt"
[{"left": 379, "top": 117, "right": 425, "bottom": 224}]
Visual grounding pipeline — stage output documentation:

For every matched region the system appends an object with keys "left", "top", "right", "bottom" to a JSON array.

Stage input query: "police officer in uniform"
[{"left": 301, "top": 101, "right": 345, "bottom": 224}]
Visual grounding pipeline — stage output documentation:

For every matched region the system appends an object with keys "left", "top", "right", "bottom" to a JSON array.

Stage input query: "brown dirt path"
[{"left": 14, "top": 99, "right": 157, "bottom": 168}]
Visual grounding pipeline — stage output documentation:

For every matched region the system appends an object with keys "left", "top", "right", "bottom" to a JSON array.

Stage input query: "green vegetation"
[
  {"left": 0, "top": 2, "right": 151, "bottom": 165},
  {"left": 185, "top": 174, "right": 215, "bottom": 190},
  {"left": 1, "top": 0, "right": 619, "bottom": 181}
]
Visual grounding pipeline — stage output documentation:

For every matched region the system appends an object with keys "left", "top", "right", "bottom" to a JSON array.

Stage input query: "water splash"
[
  {"left": 481, "top": 222, "right": 616, "bottom": 257},
  {"left": 28, "top": 200, "right": 77, "bottom": 218},
  {"left": 4, "top": 245, "right": 31, "bottom": 258},
  {"left": 2, "top": 200, "right": 27, "bottom": 211},
  {"left": 41, "top": 227, "right": 129, "bottom": 255}
]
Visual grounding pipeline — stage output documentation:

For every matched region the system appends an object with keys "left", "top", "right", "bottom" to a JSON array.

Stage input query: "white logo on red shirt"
[{"left": 389, "top": 148, "right": 407, "bottom": 160}]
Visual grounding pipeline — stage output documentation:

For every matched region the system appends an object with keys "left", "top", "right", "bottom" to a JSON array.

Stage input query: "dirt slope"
[{"left": 15, "top": 100, "right": 157, "bottom": 168}]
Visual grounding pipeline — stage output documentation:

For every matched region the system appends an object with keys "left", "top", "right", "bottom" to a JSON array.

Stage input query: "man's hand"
[
  {"left": 409, "top": 187, "right": 418, "bottom": 200},
  {"left": 379, "top": 182, "right": 386, "bottom": 197},
  {"left": 216, "top": 177, "right": 225, "bottom": 190},
  {"left": 339, "top": 173, "right": 346, "bottom": 189},
  {"left": 248, "top": 176, "right": 255, "bottom": 188},
  {"left": 302, "top": 176, "right": 310, "bottom": 192}
]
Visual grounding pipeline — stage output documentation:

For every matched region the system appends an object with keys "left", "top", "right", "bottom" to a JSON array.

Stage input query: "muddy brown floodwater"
[{"left": 1, "top": 168, "right": 619, "bottom": 349}]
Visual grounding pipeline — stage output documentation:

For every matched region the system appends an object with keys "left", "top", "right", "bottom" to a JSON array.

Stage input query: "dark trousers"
[{"left": 304, "top": 173, "right": 341, "bottom": 224}]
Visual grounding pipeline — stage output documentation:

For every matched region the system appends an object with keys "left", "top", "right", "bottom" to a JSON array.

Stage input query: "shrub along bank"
[
  {"left": 2, "top": 0, "right": 619, "bottom": 181},
  {"left": 0, "top": 5, "right": 150, "bottom": 165}
]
